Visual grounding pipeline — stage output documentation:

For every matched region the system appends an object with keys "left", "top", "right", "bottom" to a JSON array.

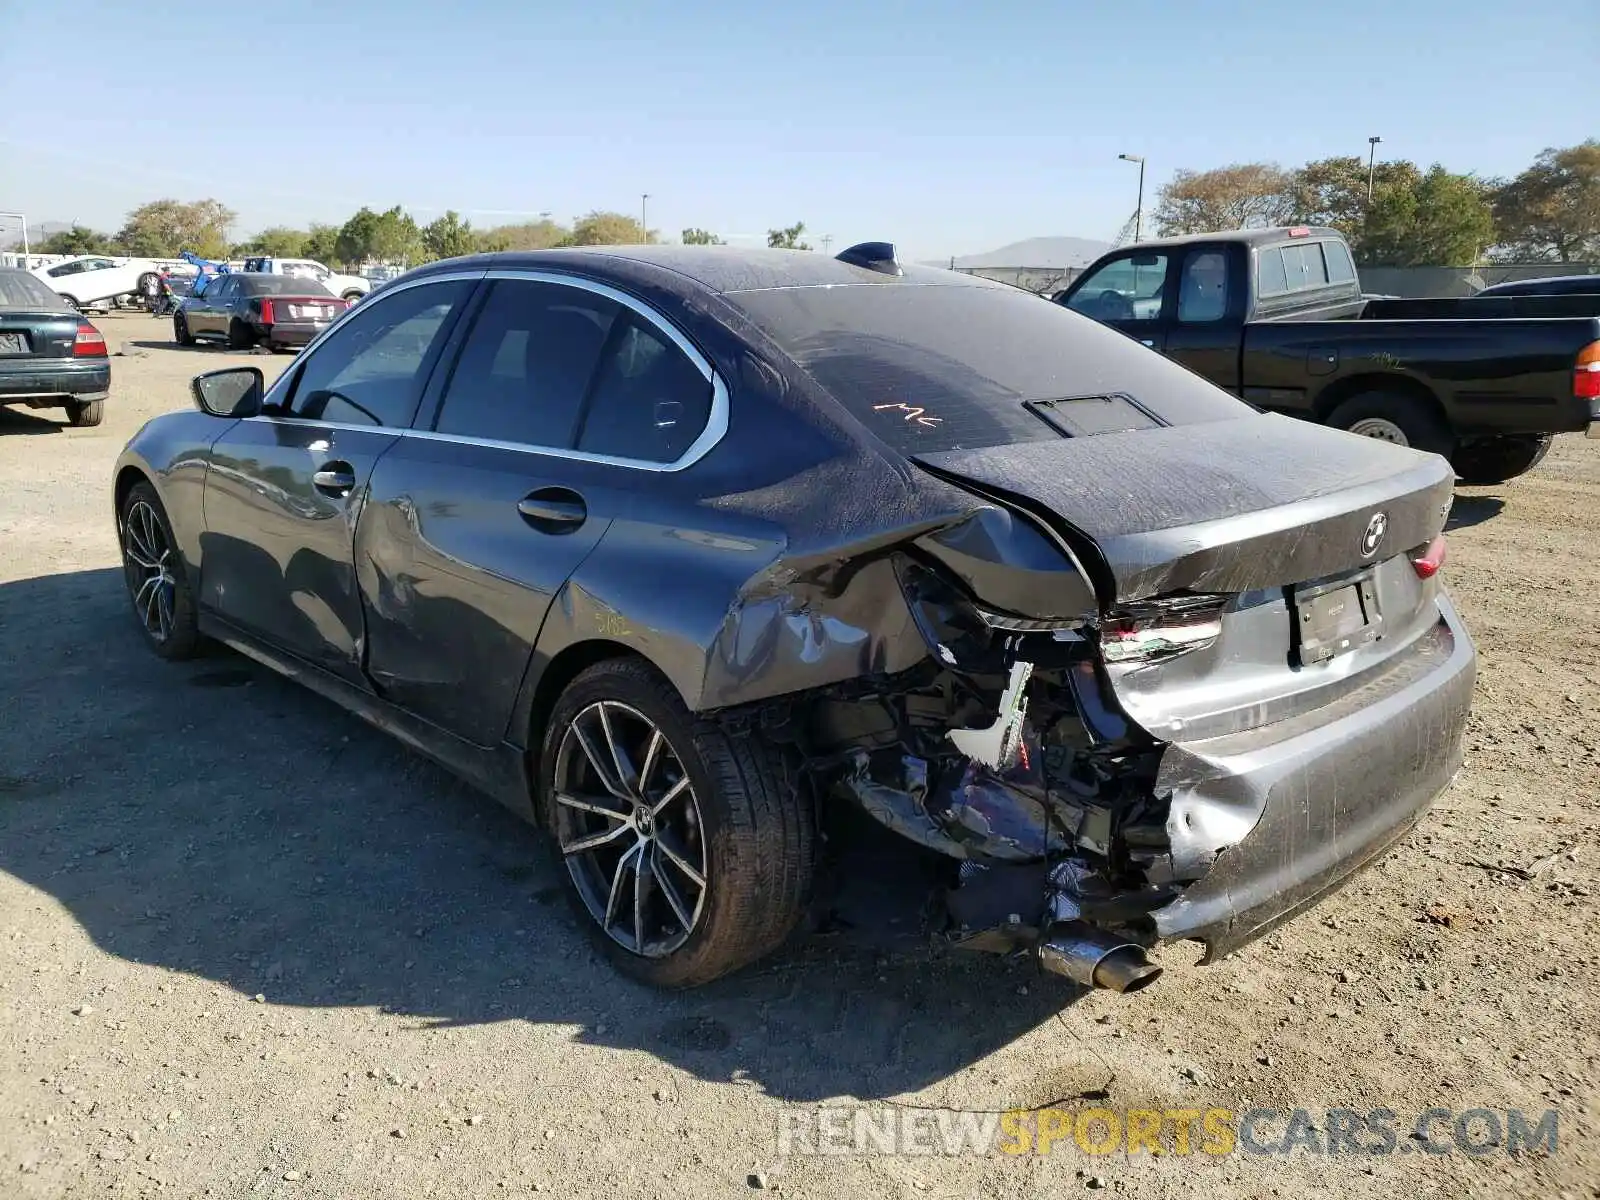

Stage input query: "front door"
[
  {"left": 198, "top": 276, "right": 478, "bottom": 680},
  {"left": 1058, "top": 251, "right": 1173, "bottom": 353},
  {"left": 188, "top": 275, "right": 235, "bottom": 337}
]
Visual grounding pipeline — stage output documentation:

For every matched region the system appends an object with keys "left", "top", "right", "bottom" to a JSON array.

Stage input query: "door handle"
[
  {"left": 312, "top": 462, "right": 357, "bottom": 495},
  {"left": 518, "top": 488, "right": 587, "bottom": 534}
]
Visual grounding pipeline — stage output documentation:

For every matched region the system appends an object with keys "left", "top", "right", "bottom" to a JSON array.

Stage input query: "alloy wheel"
[
  {"left": 553, "top": 700, "right": 708, "bottom": 957},
  {"left": 122, "top": 500, "right": 177, "bottom": 643}
]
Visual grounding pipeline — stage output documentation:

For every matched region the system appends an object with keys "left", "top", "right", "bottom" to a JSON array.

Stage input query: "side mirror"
[{"left": 192, "top": 367, "right": 264, "bottom": 418}]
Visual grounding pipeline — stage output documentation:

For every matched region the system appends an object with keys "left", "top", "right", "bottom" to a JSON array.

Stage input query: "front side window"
[
  {"left": 575, "top": 317, "right": 712, "bottom": 463},
  {"left": 1064, "top": 254, "right": 1169, "bottom": 321},
  {"left": 1177, "top": 250, "right": 1229, "bottom": 322},
  {"left": 433, "top": 279, "right": 618, "bottom": 447},
  {"left": 283, "top": 279, "right": 471, "bottom": 427}
]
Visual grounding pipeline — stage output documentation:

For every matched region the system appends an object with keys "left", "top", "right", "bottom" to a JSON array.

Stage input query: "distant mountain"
[{"left": 937, "top": 236, "right": 1111, "bottom": 270}]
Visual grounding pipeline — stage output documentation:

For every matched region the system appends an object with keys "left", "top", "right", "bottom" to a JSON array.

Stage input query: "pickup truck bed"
[{"left": 1057, "top": 228, "right": 1600, "bottom": 485}]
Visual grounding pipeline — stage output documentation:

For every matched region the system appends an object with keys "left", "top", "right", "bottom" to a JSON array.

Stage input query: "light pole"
[
  {"left": 640, "top": 194, "right": 650, "bottom": 243},
  {"left": 1366, "top": 136, "right": 1382, "bottom": 202},
  {"left": 1118, "top": 155, "right": 1145, "bottom": 241}
]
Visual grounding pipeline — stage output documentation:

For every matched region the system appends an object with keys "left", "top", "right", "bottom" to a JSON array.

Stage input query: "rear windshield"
[
  {"left": 0, "top": 270, "right": 71, "bottom": 310},
  {"left": 240, "top": 275, "right": 335, "bottom": 297},
  {"left": 728, "top": 282, "right": 1249, "bottom": 453}
]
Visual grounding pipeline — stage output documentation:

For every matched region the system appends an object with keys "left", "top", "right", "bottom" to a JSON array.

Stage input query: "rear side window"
[
  {"left": 731, "top": 282, "right": 1250, "bottom": 454},
  {"left": 1256, "top": 248, "right": 1289, "bottom": 297},
  {"left": 575, "top": 317, "right": 713, "bottom": 463},
  {"left": 1322, "top": 240, "right": 1356, "bottom": 283},
  {"left": 434, "top": 279, "right": 618, "bottom": 447}
]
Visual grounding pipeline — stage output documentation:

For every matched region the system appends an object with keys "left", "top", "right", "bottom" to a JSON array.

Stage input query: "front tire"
[
  {"left": 341, "top": 290, "right": 363, "bottom": 303},
  {"left": 173, "top": 313, "right": 195, "bottom": 346},
  {"left": 65, "top": 399, "right": 103, "bottom": 428},
  {"left": 119, "top": 482, "right": 203, "bottom": 660},
  {"left": 1326, "top": 391, "right": 1455, "bottom": 457},
  {"left": 1451, "top": 434, "right": 1553, "bottom": 485},
  {"left": 539, "top": 658, "right": 815, "bottom": 988}
]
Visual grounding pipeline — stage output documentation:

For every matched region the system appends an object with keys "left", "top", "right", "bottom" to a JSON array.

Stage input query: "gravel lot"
[{"left": 2, "top": 313, "right": 1597, "bottom": 1199}]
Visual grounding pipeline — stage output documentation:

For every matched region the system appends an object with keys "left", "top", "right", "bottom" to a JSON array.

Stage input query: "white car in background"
[
  {"left": 32, "top": 255, "right": 161, "bottom": 311},
  {"left": 242, "top": 257, "right": 371, "bottom": 301}
]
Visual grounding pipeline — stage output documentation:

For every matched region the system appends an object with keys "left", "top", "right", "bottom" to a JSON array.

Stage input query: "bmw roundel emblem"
[{"left": 1360, "top": 512, "right": 1389, "bottom": 557}]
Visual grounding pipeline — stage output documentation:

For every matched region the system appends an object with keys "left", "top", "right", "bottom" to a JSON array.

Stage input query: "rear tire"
[
  {"left": 65, "top": 399, "right": 104, "bottom": 428},
  {"left": 538, "top": 657, "right": 815, "bottom": 988},
  {"left": 59, "top": 294, "right": 81, "bottom": 312},
  {"left": 1451, "top": 434, "right": 1553, "bottom": 485},
  {"left": 227, "top": 318, "right": 255, "bottom": 351},
  {"left": 1326, "top": 391, "right": 1455, "bottom": 457}
]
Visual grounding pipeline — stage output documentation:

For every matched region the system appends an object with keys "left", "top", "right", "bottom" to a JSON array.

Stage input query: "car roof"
[
  {"left": 406, "top": 245, "right": 993, "bottom": 296},
  {"left": 1107, "top": 226, "right": 1346, "bottom": 252},
  {"left": 1480, "top": 274, "right": 1600, "bottom": 295}
]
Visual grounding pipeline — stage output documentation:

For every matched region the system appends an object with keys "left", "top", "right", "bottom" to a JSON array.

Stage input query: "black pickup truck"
[{"left": 1055, "top": 227, "right": 1600, "bottom": 484}]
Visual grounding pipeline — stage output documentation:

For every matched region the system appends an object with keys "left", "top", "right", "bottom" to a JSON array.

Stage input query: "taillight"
[
  {"left": 1100, "top": 595, "right": 1227, "bottom": 663},
  {"left": 259, "top": 298, "right": 276, "bottom": 325},
  {"left": 1576, "top": 340, "right": 1600, "bottom": 400},
  {"left": 72, "top": 323, "right": 106, "bottom": 357},
  {"left": 1411, "top": 535, "right": 1447, "bottom": 579}
]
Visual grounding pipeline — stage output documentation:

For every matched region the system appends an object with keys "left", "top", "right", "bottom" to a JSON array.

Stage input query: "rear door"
[
  {"left": 356, "top": 271, "right": 720, "bottom": 746},
  {"left": 1059, "top": 251, "right": 1173, "bottom": 352},
  {"left": 199, "top": 274, "right": 479, "bottom": 679}
]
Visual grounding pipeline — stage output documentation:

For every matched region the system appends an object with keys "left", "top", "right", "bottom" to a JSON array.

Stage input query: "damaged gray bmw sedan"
[{"left": 113, "top": 242, "right": 1475, "bottom": 991}]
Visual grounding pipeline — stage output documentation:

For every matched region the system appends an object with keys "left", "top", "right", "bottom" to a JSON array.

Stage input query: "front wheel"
[
  {"left": 173, "top": 313, "right": 195, "bottom": 346},
  {"left": 1326, "top": 391, "right": 1455, "bottom": 457},
  {"left": 341, "top": 290, "right": 364, "bottom": 303},
  {"left": 119, "top": 482, "right": 203, "bottom": 660},
  {"left": 1451, "top": 434, "right": 1553, "bottom": 485},
  {"left": 540, "top": 658, "right": 815, "bottom": 988},
  {"left": 65, "top": 399, "right": 103, "bottom": 427}
]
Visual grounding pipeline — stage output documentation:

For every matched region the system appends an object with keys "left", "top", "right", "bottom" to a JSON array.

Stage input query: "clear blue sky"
[{"left": 2, "top": 0, "right": 1594, "bottom": 260}]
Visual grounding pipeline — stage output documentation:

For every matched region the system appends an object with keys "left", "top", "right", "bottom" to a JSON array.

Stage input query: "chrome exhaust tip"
[{"left": 1038, "top": 925, "right": 1162, "bottom": 993}]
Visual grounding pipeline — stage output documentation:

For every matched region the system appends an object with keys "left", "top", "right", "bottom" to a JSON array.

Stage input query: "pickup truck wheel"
[
  {"left": 1451, "top": 434, "right": 1553, "bottom": 485},
  {"left": 65, "top": 399, "right": 103, "bottom": 428},
  {"left": 540, "top": 658, "right": 815, "bottom": 988},
  {"left": 1327, "top": 392, "right": 1454, "bottom": 456}
]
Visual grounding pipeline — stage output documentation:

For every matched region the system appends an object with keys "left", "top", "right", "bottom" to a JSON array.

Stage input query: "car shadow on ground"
[
  {"left": 0, "top": 407, "right": 66, "bottom": 435},
  {"left": 1446, "top": 494, "right": 1506, "bottom": 531},
  {"left": 0, "top": 567, "right": 1090, "bottom": 1104}
]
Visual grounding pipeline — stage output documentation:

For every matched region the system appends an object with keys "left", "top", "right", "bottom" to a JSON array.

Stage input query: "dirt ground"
[{"left": 1, "top": 312, "right": 1596, "bottom": 1200}]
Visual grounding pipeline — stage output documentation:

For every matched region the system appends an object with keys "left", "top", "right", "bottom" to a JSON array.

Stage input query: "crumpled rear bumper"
[{"left": 1150, "top": 595, "right": 1476, "bottom": 960}]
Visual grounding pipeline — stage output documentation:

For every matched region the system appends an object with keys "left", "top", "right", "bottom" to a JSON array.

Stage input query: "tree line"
[
  {"left": 34, "top": 201, "right": 818, "bottom": 266},
  {"left": 1154, "top": 140, "right": 1599, "bottom": 265}
]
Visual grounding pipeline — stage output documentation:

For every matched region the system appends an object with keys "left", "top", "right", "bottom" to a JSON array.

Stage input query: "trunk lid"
[
  {"left": 0, "top": 310, "right": 82, "bottom": 359},
  {"left": 913, "top": 413, "right": 1453, "bottom": 604}
]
